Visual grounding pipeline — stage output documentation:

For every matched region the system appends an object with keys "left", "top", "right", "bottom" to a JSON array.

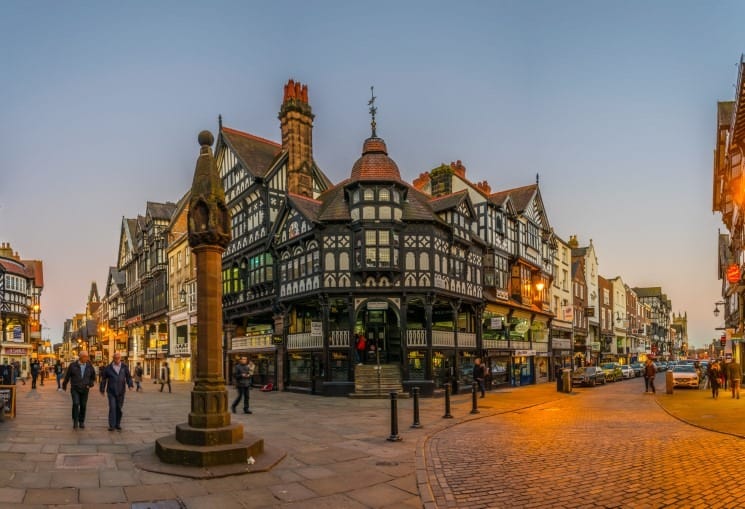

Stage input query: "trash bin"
[{"left": 562, "top": 369, "right": 572, "bottom": 393}]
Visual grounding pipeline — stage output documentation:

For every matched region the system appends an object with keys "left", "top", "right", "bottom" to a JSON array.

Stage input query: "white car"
[
  {"left": 671, "top": 364, "right": 699, "bottom": 388},
  {"left": 618, "top": 365, "right": 634, "bottom": 379}
]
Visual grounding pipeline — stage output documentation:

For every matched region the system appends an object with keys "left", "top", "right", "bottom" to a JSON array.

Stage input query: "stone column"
[{"left": 155, "top": 131, "right": 263, "bottom": 468}]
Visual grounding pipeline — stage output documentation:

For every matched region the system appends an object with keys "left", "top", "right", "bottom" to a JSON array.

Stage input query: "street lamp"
[
  {"left": 179, "top": 288, "right": 187, "bottom": 306},
  {"left": 713, "top": 301, "right": 726, "bottom": 317}
]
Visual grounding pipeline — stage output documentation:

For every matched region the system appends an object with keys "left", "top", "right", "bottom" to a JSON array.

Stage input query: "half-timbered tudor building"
[
  {"left": 0, "top": 242, "right": 43, "bottom": 376},
  {"left": 101, "top": 266, "right": 127, "bottom": 363},
  {"left": 140, "top": 201, "right": 177, "bottom": 376},
  {"left": 119, "top": 216, "right": 145, "bottom": 368},
  {"left": 218, "top": 80, "right": 486, "bottom": 396},
  {"left": 412, "top": 164, "right": 556, "bottom": 387}
]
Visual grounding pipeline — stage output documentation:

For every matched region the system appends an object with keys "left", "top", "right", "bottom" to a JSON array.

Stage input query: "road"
[{"left": 425, "top": 375, "right": 745, "bottom": 509}]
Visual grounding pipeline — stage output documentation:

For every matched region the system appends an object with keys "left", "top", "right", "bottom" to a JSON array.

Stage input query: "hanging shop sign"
[{"left": 727, "top": 264, "right": 741, "bottom": 284}]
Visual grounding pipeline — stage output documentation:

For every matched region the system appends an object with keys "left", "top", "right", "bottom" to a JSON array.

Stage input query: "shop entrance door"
[{"left": 365, "top": 324, "right": 386, "bottom": 364}]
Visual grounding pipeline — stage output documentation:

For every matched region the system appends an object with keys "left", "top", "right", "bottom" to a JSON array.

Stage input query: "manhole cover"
[{"left": 55, "top": 453, "right": 116, "bottom": 469}]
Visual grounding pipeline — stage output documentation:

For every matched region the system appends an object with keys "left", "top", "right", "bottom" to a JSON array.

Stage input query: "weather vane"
[{"left": 368, "top": 86, "right": 377, "bottom": 138}]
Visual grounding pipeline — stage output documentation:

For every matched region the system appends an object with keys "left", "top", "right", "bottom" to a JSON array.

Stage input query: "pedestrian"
[
  {"left": 99, "top": 351, "right": 134, "bottom": 431},
  {"left": 30, "top": 359, "right": 40, "bottom": 389},
  {"left": 159, "top": 362, "right": 171, "bottom": 392},
  {"left": 231, "top": 356, "right": 253, "bottom": 414},
  {"left": 13, "top": 361, "right": 24, "bottom": 385},
  {"left": 728, "top": 359, "right": 741, "bottom": 399},
  {"left": 61, "top": 351, "right": 97, "bottom": 429},
  {"left": 644, "top": 358, "right": 656, "bottom": 394},
  {"left": 354, "top": 333, "right": 366, "bottom": 365},
  {"left": 473, "top": 357, "right": 486, "bottom": 397},
  {"left": 54, "top": 360, "right": 64, "bottom": 391},
  {"left": 134, "top": 362, "right": 144, "bottom": 392},
  {"left": 0, "top": 360, "right": 11, "bottom": 385},
  {"left": 709, "top": 360, "right": 722, "bottom": 399}
]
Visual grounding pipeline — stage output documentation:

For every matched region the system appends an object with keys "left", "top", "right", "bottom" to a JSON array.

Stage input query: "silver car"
[
  {"left": 672, "top": 364, "right": 699, "bottom": 388},
  {"left": 618, "top": 364, "right": 634, "bottom": 379}
]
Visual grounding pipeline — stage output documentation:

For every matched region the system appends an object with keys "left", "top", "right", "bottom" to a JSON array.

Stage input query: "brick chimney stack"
[{"left": 279, "top": 79, "right": 315, "bottom": 198}]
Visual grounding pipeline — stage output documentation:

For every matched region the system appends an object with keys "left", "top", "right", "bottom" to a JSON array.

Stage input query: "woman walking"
[{"left": 709, "top": 359, "right": 722, "bottom": 399}]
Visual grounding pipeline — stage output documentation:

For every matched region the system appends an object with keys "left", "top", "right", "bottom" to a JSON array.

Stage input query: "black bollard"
[
  {"left": 443, "top": 382, "right": 453, "bottom": 418},
  {"left": 411, "top": 387, "right": 422, "bottom": 429},
  {"left": 387, "top": 392, "right": 402, "bottom": 441},
  {"left": 471, "top": 381, "right": 480, "bottom": 414}
]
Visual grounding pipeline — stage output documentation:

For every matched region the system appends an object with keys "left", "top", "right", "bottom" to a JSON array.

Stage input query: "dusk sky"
[{"left": 1, "top": 1, "right": 742, "bottom": 347}]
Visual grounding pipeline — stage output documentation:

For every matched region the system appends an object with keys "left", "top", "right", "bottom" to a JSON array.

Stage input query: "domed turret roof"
[{"left": 349, "top": 137, "right": 403, "bottom": 182}]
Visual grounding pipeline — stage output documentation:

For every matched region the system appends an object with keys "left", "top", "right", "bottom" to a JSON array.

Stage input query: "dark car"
[{"left": 572, "top": 366, "right": 606, "bottom": 387}]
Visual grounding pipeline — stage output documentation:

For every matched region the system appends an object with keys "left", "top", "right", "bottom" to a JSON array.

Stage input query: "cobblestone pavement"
[
  {"left": 424, "top": 376, "right": 745, "bottom": 509},
  {"left": 0, "top": 376, "right": 561, "bottom": 509},
  {"left": 2, "top": 373, "right": 743, "bottom": 508}
]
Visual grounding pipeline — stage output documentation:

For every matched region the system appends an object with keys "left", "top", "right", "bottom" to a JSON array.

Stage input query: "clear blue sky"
[{"left": 1, "top": 1, "right": 741, "bottom": 347}]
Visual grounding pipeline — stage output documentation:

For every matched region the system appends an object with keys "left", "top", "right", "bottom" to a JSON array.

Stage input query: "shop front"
[
  {"left": 1, "top": 345, "right": 31, "bottom": 379},
  {"left": 512, "top": 350, "right": 535, "bottom": 386},
  {"left": 169, "top": 323, "right": 192, "bottom": 381},
  {"left": 228, "top": 324, "right": 277, "bottom": 390}
]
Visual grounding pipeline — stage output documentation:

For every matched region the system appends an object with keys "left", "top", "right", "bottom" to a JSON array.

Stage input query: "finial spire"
[
  {"left": 218, "top": 114, "right": 223, "bottom": 130},
  {"left": 536, "top": 172, "right": 540, "bottom": 185},
  {"left": 368, "top": 86, "right": 377, "bottom": 138}
]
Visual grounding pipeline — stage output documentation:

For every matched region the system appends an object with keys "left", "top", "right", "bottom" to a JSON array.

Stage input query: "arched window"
[
  {"left": 325, "top": 253, "right": 335, "bottom": 271},
  {"left": 379, "top": 188, "right": 390, "bottom": 201},
  {"left": 419, "top": 252, "right": 429, "bottom": 271},
  {"left": 363, "top": 189, "right": 375, "bottom": 201},
  {"left": 406, "top": 252, "right": 415, "bottom": 270}
]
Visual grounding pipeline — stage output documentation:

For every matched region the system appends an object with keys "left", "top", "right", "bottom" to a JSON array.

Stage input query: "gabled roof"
[
  {"left": 633, "top": 287, "right": 663, "bottom": 298},
  {"left": 287, "top": 193, "right": 323, "bottom": 223},
  {"left": 220, "top": 126, "right": 283, "bottom": 179},
  {"left": 146, "top": 201, "right": 177, "bottom": 222},
  {"left": 719, "top": 101, "right": 734, "bottom": 129},
  {"left": 316, "top": 182, "right": 351, "bottom": 222},
  {"left": 430, "top": 190, "right": 469, "bottom": 213}
]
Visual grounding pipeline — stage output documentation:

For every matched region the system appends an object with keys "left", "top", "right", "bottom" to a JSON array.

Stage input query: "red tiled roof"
[
  {"left": 0, "top": 257, "right": 36, "bottom": 281},
  {"left": 489, "top": 184, "right": 536, "bottom": 212},
  {"left": 350, "top": 137, "right": 404, "bottom": 182}
]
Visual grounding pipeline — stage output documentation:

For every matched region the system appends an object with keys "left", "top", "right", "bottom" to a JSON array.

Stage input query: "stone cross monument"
[{"left": 154, "top": 130, "right": 264, "bottom": 468}]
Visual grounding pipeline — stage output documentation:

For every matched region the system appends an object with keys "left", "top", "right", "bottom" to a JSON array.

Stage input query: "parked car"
[
  {"left": 630, "top": 362, "right": 643, "bottom": 377},
  {"left": 618, "top": 364, "right": 634, "bottom": 379},
  {"left": 672, "top": 364, "right": 699, "bottom": 388},
  {"left": 572, "top": 366, "right": 606, "bottom": 387},
  {"left": 600, "top": 363, "right": 623, "bottom": 382}
]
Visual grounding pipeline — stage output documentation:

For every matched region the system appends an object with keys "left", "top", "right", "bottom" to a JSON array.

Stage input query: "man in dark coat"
[
  {"left": 30, "top": 359, "right": 40, "bottom": 389},
  {"left": 62, "top": 351, "right": 97, "bottom": 429},
  {"left": 99, "top": 351, "right": 133, "bottom": 431}
]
